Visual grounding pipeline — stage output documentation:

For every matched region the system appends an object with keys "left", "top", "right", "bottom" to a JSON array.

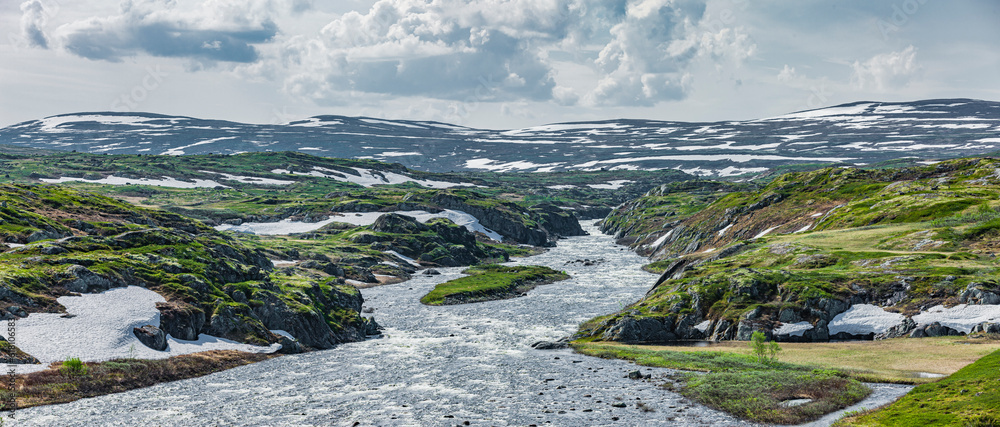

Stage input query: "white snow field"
[
  {"left": 828, "top": 304, "right": 905, "bottom": 336},
  {"left": 215, "top": 209, "right": 503, "bottom": 241},
  {"left": 13, "top": 286, "right": 278, "bottom": 374},
  {"left": 39, "top": 175, "right": 227, "bottom": 188},
  {"left": 271, "top": 166, "right": 475, "bottom": 188},
  {"left": 912, "top": 304, "right": 1000, "bottom": 333}
]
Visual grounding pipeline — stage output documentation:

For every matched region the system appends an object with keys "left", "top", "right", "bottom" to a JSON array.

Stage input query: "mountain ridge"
[{"left": 3, "top": 98, "right": 998, "bottom": 177}]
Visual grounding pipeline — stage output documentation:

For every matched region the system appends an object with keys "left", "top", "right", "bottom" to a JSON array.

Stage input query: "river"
[{"left": 13, "top": 221, "right": 907, "bottom": 426}]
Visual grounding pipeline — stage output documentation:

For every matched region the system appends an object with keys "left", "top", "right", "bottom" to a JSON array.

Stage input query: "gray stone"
[
  {"left": 133, "top": 325, "right": 167, "bottom": 351},
  {"left": 64, "top": 265, "right": 118, "bottom": 293},
  {"left": 971, "top": 322, "right": 1000, "bottom": 334},
  {"left": 875, "top": 317, "right": 917, "bottom": 340},
  {"left": 960, "top": 283, "right": 1000, "bottom": 305}
]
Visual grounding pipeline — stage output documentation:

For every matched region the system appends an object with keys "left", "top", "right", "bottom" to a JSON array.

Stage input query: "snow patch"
[
  {"left": 200, "top": 171, "right": 295, "bottom": 186},
  {"left": 717, "top": 224, "right": 733, "bottom": 236},
  {"left": 14, "top": 286, "right": 278, "bottom": 374},
  {"left": 694, "top": 320, "right": 712, "bottom": 333},
  {"left": 775, "top": 321, "right": 814, "bottom": 337},
  {"left": 40, "top": 175, "right": 228, "bottom": 189},
  {"left": 384, "top": 250, "right": 422, "bottom": 267},
  {"left": 216, "top": 210, "right": 503, "bottom": 241},
  {"left": 753, "top": 226, "right": 780, "bottom": 239},
  {"left": 587, "top": 180, "right": 632, "bottom": 190},
  {"left": 912, "top": 304, "right": 1000, "bottom": 333},
  {"left": 828, "top": 304, "right": 904, "bottom": 336},
  {"left": 276, "top": 167, "right": 474, "bottom": 189}
]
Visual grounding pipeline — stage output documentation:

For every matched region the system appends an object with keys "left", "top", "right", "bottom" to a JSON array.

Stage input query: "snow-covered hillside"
[{"left": 2, "top": 99, "right": 998, "bottom": 177}]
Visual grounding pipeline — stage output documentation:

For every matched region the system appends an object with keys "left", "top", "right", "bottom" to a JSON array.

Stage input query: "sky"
[{"left": 1, "top": 0, "right": 998, "bottom": 129}]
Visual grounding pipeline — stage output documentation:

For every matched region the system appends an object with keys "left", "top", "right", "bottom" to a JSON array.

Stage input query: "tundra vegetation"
[
  {"left": 576, "top": 157, "right": 1000, "bottom": 423},
  {"left": 1, "top": 147, "right": 999, "bottom": 421}
]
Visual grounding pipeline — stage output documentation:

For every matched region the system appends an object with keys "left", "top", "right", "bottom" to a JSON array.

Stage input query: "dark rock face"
[
  {"left": 971, "top": 322, "right": 1000, "bottom": 334},
  {"left": 531, "top": 203, "right": 587, "bottom": 238},
  {"left": 133, "top": 325, "right": 167, "bottom": 351},
  {"left": 372, "top": 213, "right": 430, "bottom": 234},
  {"left": 276, "top": 336, "right": 303, "bottom": 354},
  {"left": 960, "top": 283, "right": 1000, "bottom": 305},
  {"left": 205, "top": 303, "right": 272, "bottom": 344},
  {"left": 598, "top": 314, "right": 707, "bottom": 343},
  {"left": 252, "top": 283, "right": 367, "bottom": 350},
  {"left": 156, "top": 302, "right": 206, "bottom": 341},
  {"left": 63, "top": 265, "right": 122, "bottom": 293},
  {"left": 876, "top": 317, "right": 917, "bottom": 340},
  {"left": 909, "top": 322, "right": 963, "bottom": 338},
  {"left": 431, "top": 193, "right": 582, "bottom": 246},
  {"left": 253, "top": 292, "right": 339, "bottom": 349}
]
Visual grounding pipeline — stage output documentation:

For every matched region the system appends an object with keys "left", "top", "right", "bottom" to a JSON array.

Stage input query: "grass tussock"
[
  {"left": 683, "top": 369, "right": 870, "bottom": 424},
  {"left": 0, "top": 350, "right": 276, "bottom": 410}
]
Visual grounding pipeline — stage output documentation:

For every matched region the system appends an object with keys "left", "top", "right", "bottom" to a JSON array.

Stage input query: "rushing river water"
[{"left": 14, "top": 221, "right": 908, "bottom": 426}]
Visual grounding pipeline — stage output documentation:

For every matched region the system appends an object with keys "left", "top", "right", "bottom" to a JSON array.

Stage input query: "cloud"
[
  {"left": 54, "top": 0, "right": 278, "bottom": 63},
  {"left": 851, "top": 45, "right": 920, "bottom": 91},
  {"left": 19, "top": 0, "right": 50, "bottom": 48},
  {"left": 282, "top": 0, "right": 564, "bottom": 103},
  {"left": 278, "top": 0, "right": 754, "bottom": 108},
  {"left": 777, "top": 64, "right": 796, "bottom": 83}
]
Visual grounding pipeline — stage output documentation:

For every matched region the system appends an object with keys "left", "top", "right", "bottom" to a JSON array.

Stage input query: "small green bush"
[
  {"left": 60, "top": 357, "right": 88, "bottom": 376},
  {"left": 749, "top": 331, "right": 781, "bottom": 365}
]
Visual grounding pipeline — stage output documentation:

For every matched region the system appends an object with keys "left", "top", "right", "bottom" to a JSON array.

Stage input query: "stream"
[{"left": 13, "top": 221, "right": 909, "bottom": 426}]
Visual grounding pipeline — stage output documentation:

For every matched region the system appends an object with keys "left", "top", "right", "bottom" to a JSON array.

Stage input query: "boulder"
[
  {"left": 276, "top": 336, "right": 304, "bottom": 354},
  {"left": 875, "top": 317, "right": 917, "bottom": 340},
  {"left": 156, "top": 302, "right": 206, "bottom": 341},
  {"left": 363, "top": 317, "right": 383, "bottom": 336},
  {"left": 133, "top": 325, "right": 167, "bottom": 351},
  {"left": 971, "top": 322, "right": 1000, "bottom": 334},
  {"left": 530, "top": 337, "right": 570, "bottom": 350},
  {"left": 422, "top": 269, "right": 441, "bottom": 275},
  {"left": 909, "top": 322, "right": 963, "bottom": 338},
  {"left": 960, "top": 283, "right": 1000, "bottom": 305}
]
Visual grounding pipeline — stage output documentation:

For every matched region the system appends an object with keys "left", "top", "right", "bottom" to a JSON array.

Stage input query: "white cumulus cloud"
[{"left": 851, "top": 45, "right": 920, "bottom": 91}]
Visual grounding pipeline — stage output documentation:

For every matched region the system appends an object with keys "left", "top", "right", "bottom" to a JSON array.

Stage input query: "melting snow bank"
[
  {"left": 39, "top": 175, "right": 227, "bottom": 188},
  {"left": 14, "top": 286, "right": 278, "bottom": 374},
  {"left": 913, "top": 304, "right": 1000, "bottom": 333},
  {"left": 782, "top": 303, "right": 1000, "bottom": 338},
  {"left": 215, "top": 209, "right": 503, "bottom": 241},
  {"left": 829, "top": 304, "right": 905, "bottom": 336},
  {"left": 272, "top": 166, "right": 476, "bottom": 189}
]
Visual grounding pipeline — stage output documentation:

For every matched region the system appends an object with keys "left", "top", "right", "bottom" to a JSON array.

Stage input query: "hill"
[
  {"left": 579, "top": 157, "right": 1000, "bottom": 344},
  {"left": 2, "top": 99, "right": 999, "bottom": 177}
]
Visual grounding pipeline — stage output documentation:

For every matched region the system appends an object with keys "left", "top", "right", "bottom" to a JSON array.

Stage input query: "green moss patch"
[
  {"left": 838, "top": 349, "right": 1000, "bottom": 426},
  {"left": 420, "top": 265, "right": 569, "bottom": 305}
]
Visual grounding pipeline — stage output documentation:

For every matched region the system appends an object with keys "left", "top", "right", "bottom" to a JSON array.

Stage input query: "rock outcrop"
[
  {"left": 909, "top": 322, "right": 963, "bottom": 338},
  {"left": 431, "top": 193, "right": 583, "bottom": 246},
  {"left": 133, "top": 325, "right": 167, "bottom": 351}
]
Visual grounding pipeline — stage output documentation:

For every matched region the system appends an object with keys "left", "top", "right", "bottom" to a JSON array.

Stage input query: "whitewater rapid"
[{"left": 11, "top": 221, "right": 906, "bottom": 426}]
